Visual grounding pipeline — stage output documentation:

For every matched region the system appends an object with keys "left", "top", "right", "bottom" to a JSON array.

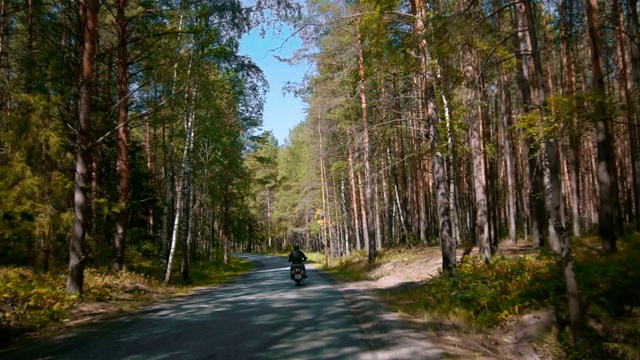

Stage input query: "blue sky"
[{"left": 240, "top": 25, "right": 310, "bottom": 145}]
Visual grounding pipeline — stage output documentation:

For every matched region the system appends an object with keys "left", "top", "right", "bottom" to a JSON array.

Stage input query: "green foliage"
[
  {"left": 326, "top": 250, "right": 371, "bottom": 282},
  {"left": 575, "top": 237, "right": 640, "bottom": 317},
  {"left": 0, "top": 267, "right": 75, "bottom": 336},
  {"left": 169, "top": 256, "right": 254, "bottom": 288},
  {"left": 603, "top": 318, "right": 640, "bottom": 360},
  {"left": 304, "top": 251, "right": 327, "bottom": 264},
  {"left": 0, "top": 257, "right": 252, "bottom": 341},
  {"left": 384, "top": 254, "right": 563, "bottom": 329}
]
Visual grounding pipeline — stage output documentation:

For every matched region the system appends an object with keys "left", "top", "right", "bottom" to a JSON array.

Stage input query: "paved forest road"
[{"left": 2, "top": 254, "right": 444, "bottom": 360}]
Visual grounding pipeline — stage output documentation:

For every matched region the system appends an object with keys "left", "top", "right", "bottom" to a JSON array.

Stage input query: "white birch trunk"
[{"left": 164, "top": 55, "right": 196, "bottom": 284}]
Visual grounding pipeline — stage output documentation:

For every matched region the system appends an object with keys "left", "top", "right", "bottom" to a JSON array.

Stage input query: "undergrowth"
[
  {"left": 0, "top": 256, "right": 253, "bottom": 345},
  {"left": 329, "top": 235, "right": 640, "bottom": 359},
  {"left": 188, "top": 256, "right": 254, "bottom": 288},
  {"left": 382, "top": 254, "right": 563, "bottom": 330}
]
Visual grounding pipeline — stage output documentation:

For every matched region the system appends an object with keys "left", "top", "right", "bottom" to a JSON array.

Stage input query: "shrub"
[
  {"left": 384, "top": 254, "right": 564, "bottom": 329},
  {"left": 0, "top": 267, "right": 76, "bottom": 335}
]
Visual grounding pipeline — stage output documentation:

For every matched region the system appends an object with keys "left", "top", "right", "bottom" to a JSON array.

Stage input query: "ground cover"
[
  {"left": 326, "top": 235, "right": 640, "bottom": 359},
  {"left": 0, "top": 256, "right": 253, "bottom": 348}
]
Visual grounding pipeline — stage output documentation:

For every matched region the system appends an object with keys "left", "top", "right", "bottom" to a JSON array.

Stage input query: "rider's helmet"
[{"left": 294, "top": 244, "right": 300, "bottom": 250}]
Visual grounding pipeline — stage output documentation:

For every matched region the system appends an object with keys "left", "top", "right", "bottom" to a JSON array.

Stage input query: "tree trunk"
[
  {"left": 468, "top": 94, "right": 490, "bottom": 261},
  {"left": 163, "top": 15, "right": 183, "bottom": 263},
  {"left": 356, "top": 8, "right": 376, "bottom": 263},
  {"left": 165, "top": 57, "right": 195, "bottom": 284},
  {"left": 348, "top": 131, "right": 362, "bottom": 251},
  {"left": 180, "top": 81, "right": 197, "bottom": 282},
  {"left": 560, "top": 0, "right": 581, "bottom": 237},
  {"left": 68, "top": 0, "right": 99, "bottom": 294},
  {"left": 318, "top": 120, "right": 329, "bottom": 267},
  {"left": 357, "top": 171, "right": 369, "bottom": 253},
  {"left": 585, "top": 0, "right": 619, "bottom": 252},
  {"left": 430, "top": 93, "right": 455, "bottom": 274},
  {"left": 341, "top": 178, "right": 350, "bottom": 256},
  {"left": 382, "top": 145, "right": 393, "bottom": 247},
  {"left": 624, "top": 0, "right": 640, "bottom": 230},
  {"left": 113, "top": 0, "right": 129, "bottom": 272},
  {"left": 436, "top": 72, "right": 460, "bottom": 246},
  {"left": 374, "top": 179, "right": 383, "bottom": 250},
  {"left": 413, "top": 0, "right": 455, "bottom": 270},
  {"left": 525, "top": 0, "right": 582, "bottom": 341},
  {"left": 0, "top": 0, "right": 4, "bottom": 61},
  {"left": 392, "top": 74, "right": 410, "bottom": 241},
  {"left": 613, "top": 0, "right": 637, "bottom": 229},
  {"left": 514, "top": 0, "right": 546, "bottom": 247},
  {"left": 500, "top": 69, "right": 517, "bottom": 245}
]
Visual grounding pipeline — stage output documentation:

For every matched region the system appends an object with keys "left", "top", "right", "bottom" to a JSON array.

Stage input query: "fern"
[{"left": 604, "top": 343, "right": 640, "bottom": 360}]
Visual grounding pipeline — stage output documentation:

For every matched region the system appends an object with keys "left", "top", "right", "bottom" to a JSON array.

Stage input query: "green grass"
[
  {"left": 324, "top": 236, "right": 640, "bottom": 359},
  {"left": 0, "top": 255, "right": 254, "bottom": 343},
  {"left": 381, "top": 253, "right": 562, "bottom": 330},
  {"left": 305, "top": 251, "right": 327, "bottom": 264},
  {"left": 323, "top": 250, "right": 370, "bottom": 281},
  {"left": 188, "top": 256, "right": 254, "bottom": 287}
]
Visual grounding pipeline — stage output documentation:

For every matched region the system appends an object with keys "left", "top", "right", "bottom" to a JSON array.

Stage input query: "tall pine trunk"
[
  {"left": 318, "top": 120, "right": 329, "bottom": 267},
  {"left": 514, "top": 0, "right": 546, "bottom": 247},
  {"left": 356, "top": 7, "right": 376, "bottom": 263},
  {"left": 68, "top": 0, "right": 99, "bottom": 293},
  {"left": 415, "top": 0, "right": 454, "bottom": 271},
  {"left": 625, "top": 0, "right": 640, "bottom": 230},
  {"left": 113, "top": 0, "right": 129, "bottom": 272},
  {"left": 500, "top": 69, "right": 517, "bottom": 245},
  {"left": 560, "top": 0, "right": 581, "bottom": 237},
  {"left": 348, "top": 130, "right": 362, "bottom": 251},
  {"left": 525, "top": 0, "right": 582, "bottom": 341},
  {"left": 585, "top": 0, "right": 619, "bottom": 252}
]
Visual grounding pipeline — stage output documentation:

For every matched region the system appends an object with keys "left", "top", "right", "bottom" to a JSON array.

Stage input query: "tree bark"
[
  {"left": 348, "top": 130, "right": 362, "bottom": 251},
  {"left": 413, "top": 0, "right": 454, "bottom": 270},
  {"left": 113, "top": 0, "right": 129, "bottom": 272},
  {"left": 340, "top": 178, "right": 350, "bottom": 256},
  {"left": 180, "top": 79, "right": 197, "bottom": 282},
  {"left": 442, "top": 85, "right": 460, "bottom": 246},
  {"left": 392, "top": 73, "right": 410, "bottom": 240},
  {"left": 430, "top": 93, "right": 455, "bottom": 274},
  {"left": 0, "top": 0, "right": 4, "bottom": 61},
  {"left": 318, "top": 120, "right": 329, "bottom": 267},
  {"left": 165, "top": 56, "right": 195, "bottom": 284},
  {"left": 68, "top": 0, "right": 99, "bottom": 294},
  {"left": 514, "top": 0, "right": 546, "bottom": 247},
  {"left": 524, "top": 0, "right": 582, "bottom": 341},
  {"left": 559, "top": 0, "right": 581, "bottom": 237},
  {"left": 468, "top": 92, "right": 490, "bottom": 261},
  {"left": 356, "top": 7, "right": 376, "bottom": 263},
  {"left": 357, "top": 171, "right": 369, "bottom": 253},
  {"left": 585, "top": 0, "right": 619, "bottom": 252},
  {"left": 624, "top": 0, "right": 640, "bottom": 230},
  {"left": 500, "top": 69, "right": 517, "bottom": 245},
  {"left": 163, "top": 14, "right": 183, "bottom": 263}
]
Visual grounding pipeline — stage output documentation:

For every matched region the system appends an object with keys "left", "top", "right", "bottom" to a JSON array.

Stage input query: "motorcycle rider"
[{"left": 288, "top": 244, "right": 308, "bottom": 278}]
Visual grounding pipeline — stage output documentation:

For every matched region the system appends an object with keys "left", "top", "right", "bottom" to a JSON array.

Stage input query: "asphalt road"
[{"left": 1, "top": 254, "right": 444, "bottom": 360}]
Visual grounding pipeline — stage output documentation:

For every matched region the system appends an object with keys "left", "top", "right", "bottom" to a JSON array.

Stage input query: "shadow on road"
[{"left": 1, "top": 254, "right": 445, "bottom": 360}]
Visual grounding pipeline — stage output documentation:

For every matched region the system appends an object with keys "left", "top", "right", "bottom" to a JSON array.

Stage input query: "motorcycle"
[{"left": 290, "top": 262, "right": 307, "bottom": 286}]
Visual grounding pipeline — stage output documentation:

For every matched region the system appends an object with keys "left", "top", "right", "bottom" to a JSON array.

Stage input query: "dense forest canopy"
[{"left": 1, "top": 0, "right": 640, "bottom": 349}]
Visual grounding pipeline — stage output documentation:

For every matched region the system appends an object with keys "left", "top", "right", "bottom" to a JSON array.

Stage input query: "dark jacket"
[{"left": 288, "top": 249, "right": 307, "bottom": 264}]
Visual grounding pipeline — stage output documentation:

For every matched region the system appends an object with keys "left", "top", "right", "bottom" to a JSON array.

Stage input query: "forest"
[{"left": 1, "top": 0, "right": 640, "bottom": 357}]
